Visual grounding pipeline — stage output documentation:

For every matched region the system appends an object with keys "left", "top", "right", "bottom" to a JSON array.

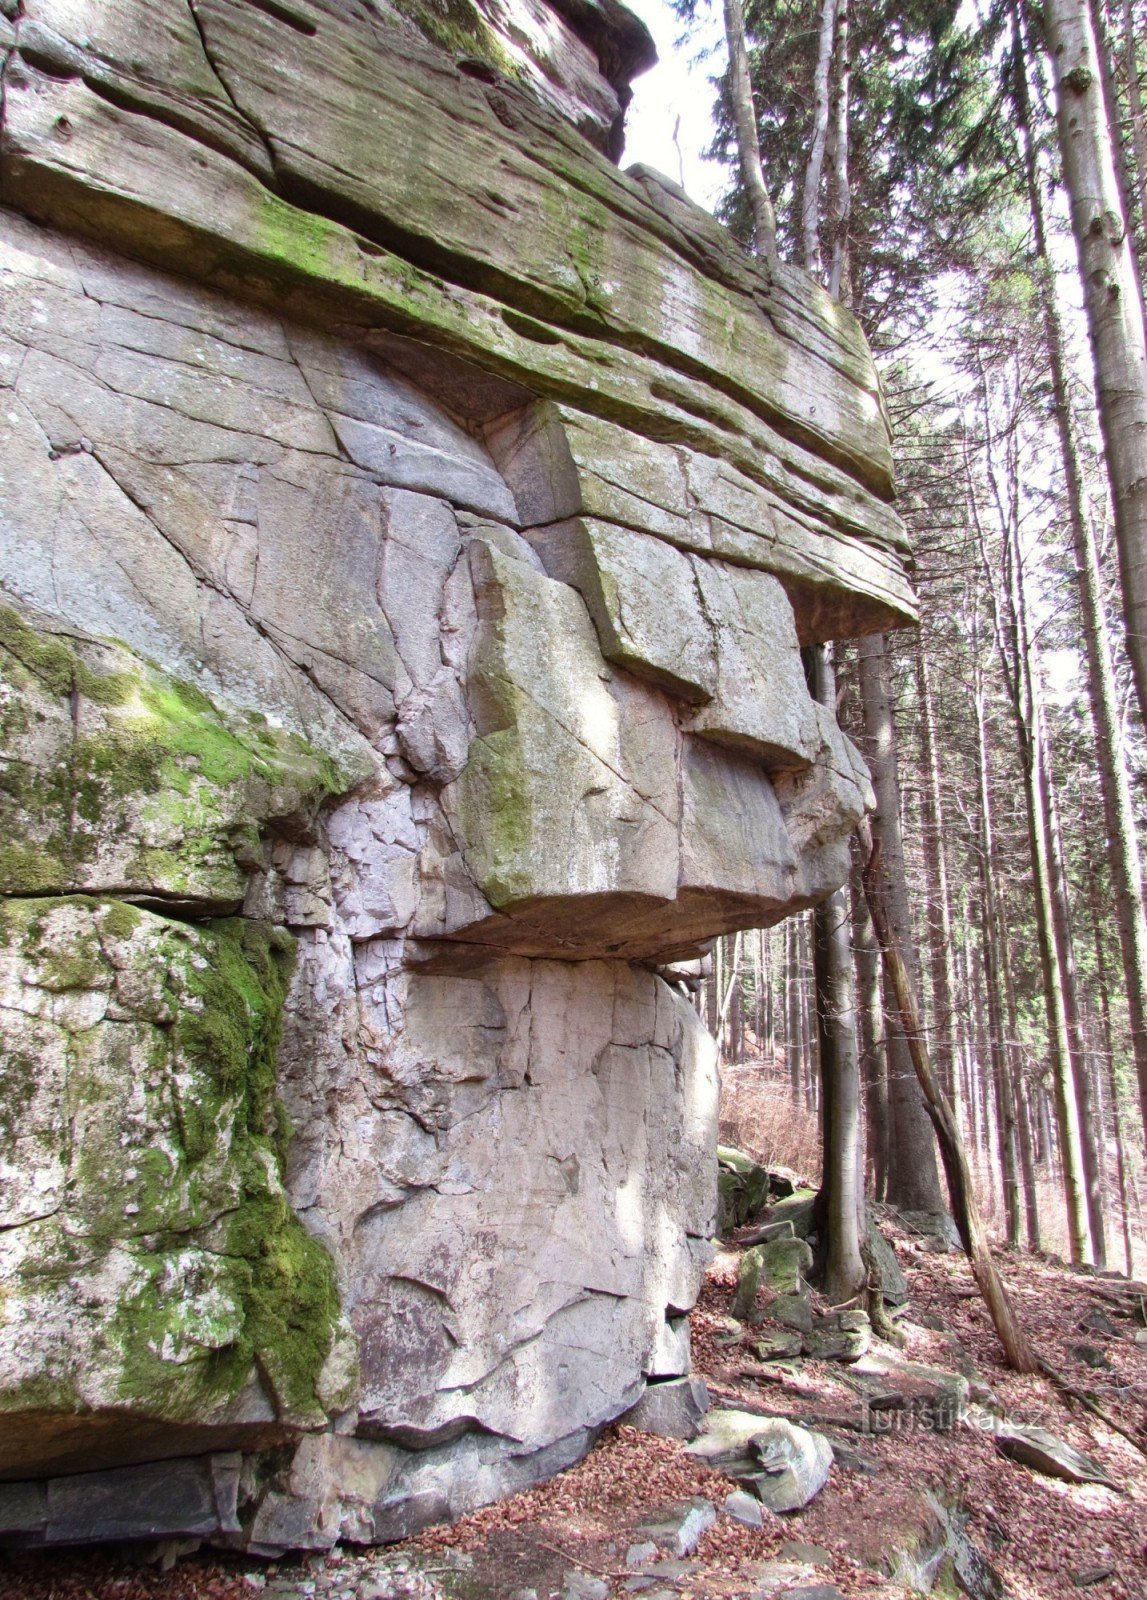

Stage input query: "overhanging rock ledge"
[{"left": 0, "top": 0, "right": 912, "bottom": 1552}]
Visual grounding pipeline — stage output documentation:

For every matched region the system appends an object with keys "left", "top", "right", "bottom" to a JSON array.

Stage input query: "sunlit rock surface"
[{"left": 0, "top": 0, "right": 910, "bottom": 1551}]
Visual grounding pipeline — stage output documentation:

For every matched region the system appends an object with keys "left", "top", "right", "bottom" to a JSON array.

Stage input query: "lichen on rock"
[{"left": 0, "top": 896, "right": 350, "bottom": 1468}]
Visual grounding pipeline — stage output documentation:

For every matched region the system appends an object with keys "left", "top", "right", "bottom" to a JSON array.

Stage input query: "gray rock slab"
[
  {"left": 724, "top": 1489, "right": 765, "bottom": 1528},
  {"left": 636, "top": 1498, "right": 717, "bottom": 1557},
  {"left": 623, "top": 1377, "right": 710, "bottom": 1439},
  {"left": 994, "top": 1423, "right": 1116, "bottom": 1486}
]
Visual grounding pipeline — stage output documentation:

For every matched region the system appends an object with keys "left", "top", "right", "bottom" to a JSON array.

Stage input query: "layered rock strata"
[{"left": 0, "top": 0, "right": 911, "bottom": 1552}]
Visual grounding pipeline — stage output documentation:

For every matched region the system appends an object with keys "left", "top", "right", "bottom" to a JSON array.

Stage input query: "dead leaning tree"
[{"left": 859, "top": 820, "right": 1039, "bottom": 1374}]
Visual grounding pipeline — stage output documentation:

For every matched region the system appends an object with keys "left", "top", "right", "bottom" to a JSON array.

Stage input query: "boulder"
[
  {"left": 732, "top": 1237, "right": 814, "bottom": 1320},
  {"left": 864, "top": 1217, "right": 910, "bottom": 1307},
  {"left": 623, "top": 1378, "right": 710, "bottom": 1440},
  {"left": 724, "top": 1490, "right": 765, "bottom": 1528},
  {"left": 685, "top": 1409, "right": 832, "bottom": 1513},
  {"left": 994, "top": 1424, "right": 1116, "bottom": 1486},
  {"left": 738, "top": 1421, "right": 834, "bottom": 1514},
  {"left": 635, "top": 1499, "right": 718, "bottom": 1558}
]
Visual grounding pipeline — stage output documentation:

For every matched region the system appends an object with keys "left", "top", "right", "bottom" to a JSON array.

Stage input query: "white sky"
[{"left": 619, "top": 0, "right": 729, "bottom": 212}]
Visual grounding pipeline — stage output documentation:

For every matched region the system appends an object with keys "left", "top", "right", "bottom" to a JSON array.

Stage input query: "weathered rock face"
[{"left": 0, "top": 0, "right": 910, "bottom": 1551}]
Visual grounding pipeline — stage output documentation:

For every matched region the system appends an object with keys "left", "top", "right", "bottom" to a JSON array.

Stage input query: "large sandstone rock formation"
[{"left": 0, "top": 0, "right": 912, "bottom": 1552}]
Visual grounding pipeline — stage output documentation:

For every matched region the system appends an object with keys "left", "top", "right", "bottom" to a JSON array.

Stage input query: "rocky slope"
[{"left": 0, "top": 0, "right": 911, "bottom": 1551}]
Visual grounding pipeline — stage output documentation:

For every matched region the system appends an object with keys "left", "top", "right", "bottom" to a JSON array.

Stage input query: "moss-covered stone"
[
  {"left": 0, "top": 606, "right": 348, "bottom": 906},
  {"left": 0, "top": 898, "right": 349, "bottom": 1435}
]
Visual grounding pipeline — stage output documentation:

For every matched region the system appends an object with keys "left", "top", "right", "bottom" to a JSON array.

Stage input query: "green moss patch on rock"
[
  {"left": 0, "top": 897, "right": 351, "bottom": 1440},
  {"left": 0, "top": 604, "right": 350, "bottom": 907}
]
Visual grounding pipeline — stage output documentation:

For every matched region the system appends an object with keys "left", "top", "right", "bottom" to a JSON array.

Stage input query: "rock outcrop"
[{"left": 0, "top": 0, "right": 912, "bottom": 1552}]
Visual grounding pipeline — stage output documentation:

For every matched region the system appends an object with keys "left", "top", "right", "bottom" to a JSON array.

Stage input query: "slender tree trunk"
[
  {"left": 1018, "top": 41, "right": 1147, "bottom": 1156},
  {"left": 916, "top": 637, "right": 961, "bottom": 1112},
  {"left": 801, "top": 0, "right": 838, "bottom": 276},
  {"left": 1087, "top": 855, "right": 1138, "bottom": 1275},
  {"left": 1122, "top": 0, "right": 1147, "bottom": 235},
  {"left": 1037, "top": 0, "right": 1147, "bottom": 730},
  {"left": 1044, "top": 771, "right": 1108, "bottom": 1264},
  {"left": 722, "top": 0, "right": 778, "bottom": 262},
  {"left": 860, "top": 826, "right": 1038, "bottom": 1373},
  {"left": 827, "top": 0, "right": 851, "bottom": 300},
  {"left": 787, "top": 919, "right": 801, "bottom": 1100},
  {"left": 973, "top": 679, "right": 1022, "bottom": 1246},
  {"left": 1000, "top": 895, "right": 1043, "bottom": 1249},
  {"left": 852, "top": 866, "right": 888, "bottom": 1200},
  {"left": 857, "top": 633, "right": 945, "bottom": 1213},
  {"left": 968, "top": 417, "right": 1094, "bottom": 1264},
  {"left": 809, "top": 646, "right": 865, "bottom": 1299}
]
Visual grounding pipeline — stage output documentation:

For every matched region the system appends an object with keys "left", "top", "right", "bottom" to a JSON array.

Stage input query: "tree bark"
[
  {"left": 809, "top": 646, "right": 865, "bottom": 1300},
  {"left": 1038, "top": 0, "right": 1147, "bottom": 731},
  {"left": 1017, "top": 38, "right": 1147, "bottom": 1155},
  {"left": 857, "top": 633, "right": 945, "bottom": 1213},
  {"left": 860, "top": 827, "right": 1039, "bottom": 1373},
  {"left": 966, "top": 406, "right": 1095, "bottom": 1265},
  {"left": 973, "top": 677, "right": 1022, "bottom": 1246},
  {"left": 852, "top": 866, "right": 889, "bottom": 1200},
  {"left": 722, "top": 0, "right": 779, "bottom": 262},
  {"left": 801, "top": 0, "right": 838, "bottom": 276},
  {"left": 826, "top": 0, "right": 851, "bottom": 300},
  {"left": 915, "top": 635, "right": 961, "bottom": 1113}
]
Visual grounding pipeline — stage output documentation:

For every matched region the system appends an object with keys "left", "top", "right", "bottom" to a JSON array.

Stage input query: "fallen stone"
[
  {"left": 756, "top": 1332, "right": 803, "bottom": 1361},
  {"left": 896, "top": 1209, "right": 962, "bottom": 1252},
  {"left": 995, "top": 1424, "right": 1116, "bottom": 1486},
  {"left": 864, "top": 1218, "right": 909, "bottom": 1306},
  {"left": 563, "top": 1572, "right": 609, "bottom": 1600},
  {"left": 771, "top": 1294, "right": 814, "bottom": 1333},
  {"left": 623, "top": 1377, "right": 710, "bottom": 1440},
  {"left": 688, "top": 1411, "right": 831, "bottom": 1513},
  {"left": 636, "top": 1500, "right": 717, "bottom": 1558},
  {"left": 740, "top": 1559, "right": 819, "bottom": 1597},
  {"left": 625, "top": 1541, "right": 659, "bottom": 1567},
  {"left": 733, "top": 1238, "right": 812, "bottom": 1319},
  {"left": 780, "top": 1587, "right": 843, "bottom": 1600},
  {"left": 1071, "top": 1343, "right": 1114, "bottom": 1370},
  {"left": 724, "top": 1490, "right": 765, "bottom": 1528},
  {"left": 849, "top": 1350, "right": 970, "bottom": 1432},
  {"left": 762, "top": 1191, "right": 818, "bottom": 1241},
  {"left": 1071, "top": 1564, "right": 1116, "bottom": 1587},
  {"left": 803, "top": 1309, "right": 871, "bottom": 1363},
  {"left": 779, "top": 1541, "right": 833, "bottom": 1566},
  {"left": 718, "top": 1147, "right": 774, "bottom": 1233},
  {"left": 1078, "top": 1308, "right": 1121, "bottom": 1338}
]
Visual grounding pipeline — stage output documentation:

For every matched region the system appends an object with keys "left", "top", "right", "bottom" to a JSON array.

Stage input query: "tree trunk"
[
  {"left": 1017, "top": 40, "right": 1147, "bottom": 1155},
  {"left": 1044, "top": 771, "right": 1108, "bottom": 1264},
  {"left": 857, "top": 633, "right": 945, "bottom": 1213},
  {"left": 809, "top": 646, "right": 865, "bottom": 1300},
  {"left": 852, "top": 866, "right": 888, "bottom": 1201},
  {"left": 1087, "top": 854, "right": 1138, "bottom": 1276},
  {"left": 973, "top": 678, "right": 1022, "bottom": 1246},
  {"left": 1038, "top": 0, "right": 1147, "bottom": 731},
  {"left": 1000, "top": 897, "right": 1043, "bottom": 1249},
  {"left": 915, "top": 636, "right": 961, "bottom": 1113},
  {"left": 722, "top": 0, "right": 778, "bottom": 261},
  {"left": 860, "top": 826, "right": 1039, "bottom": 1373},
  {"left": 826, "top": 0, "right": 851, "bottom": 300},
  {"left": 1122, "top": 0, "right": 1147, "bottom": 239},
  {"left": 801, "top": 0, "right": 838, "bottom": 276},
  {"left": 967, "top": 404, "right": 1095, "bottom": 1265}
]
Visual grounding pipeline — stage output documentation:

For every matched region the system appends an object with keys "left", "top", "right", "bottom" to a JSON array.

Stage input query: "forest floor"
[{"left": 2, "top": 1220, "right": 1145, "bottom": 1600}]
